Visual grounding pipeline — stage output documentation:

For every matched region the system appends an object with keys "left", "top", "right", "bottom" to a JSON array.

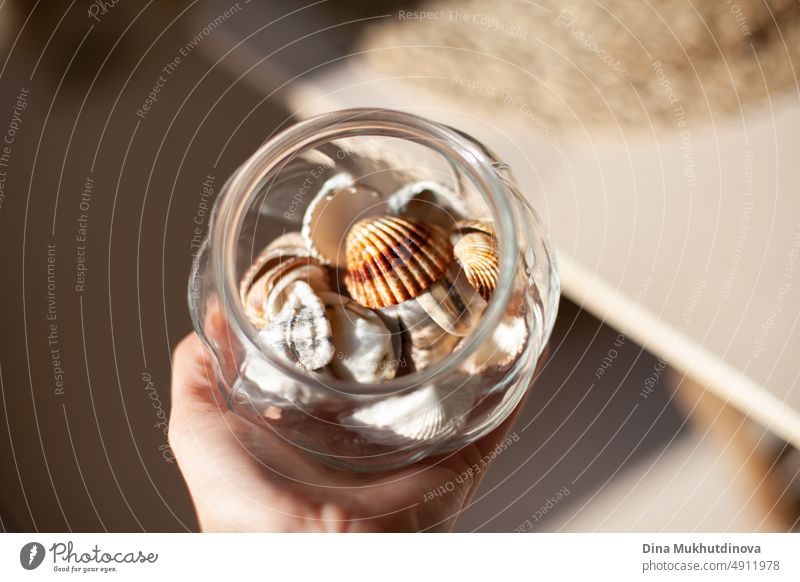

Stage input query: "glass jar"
[{"left": 189, "top": 109, "right": 559, "bottom": 472}]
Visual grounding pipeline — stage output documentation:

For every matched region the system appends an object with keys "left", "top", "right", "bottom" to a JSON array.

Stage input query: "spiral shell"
[
  {"left": 258, "top": 280, "right": 335, "bottom": 371},
  {"left": 344, "top": 215, "right": 453, "bottom": 308},
  {"left": 240, "top": 233, "right": 330, "bottom": 328},
  {"left": 453, "top": 230, "right": 499, "bottom": 302}
]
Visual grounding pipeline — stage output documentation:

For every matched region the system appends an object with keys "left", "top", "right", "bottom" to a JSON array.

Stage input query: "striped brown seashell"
[
  {"left": 344, "top": 215, "right": 453, "bottom": 309},
  {"left": 453, "top": 230, "right": 499, "bottom": 302}
]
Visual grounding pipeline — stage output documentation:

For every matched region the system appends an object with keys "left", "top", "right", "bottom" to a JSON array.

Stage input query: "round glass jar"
[{"left": 189, "top": 109, "right": 559, "bottom": 472}]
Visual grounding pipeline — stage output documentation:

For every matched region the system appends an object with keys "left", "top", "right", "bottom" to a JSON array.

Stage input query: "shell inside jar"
[{"left": 239, "top": 181, "right": 524, "bottom": 384}]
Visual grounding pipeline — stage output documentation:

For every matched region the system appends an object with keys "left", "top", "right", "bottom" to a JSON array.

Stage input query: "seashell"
[
  {"left": 262, "top": 231, "right": 309, "bottom": 254},
  {"left": 255, "top": 151, "right": 341, "bottom": 223},
  {"left": 239, "top": 232, "right": 310, "bottom": 299},
  {"left": 236, "top": 341, "right": 338, "bottom": 415},
  {"left": 342, "top": 380, "right": 477, "bottom": 446},
  {"left": 240, "top": 234, "right": 331, "bottom": 328},
  {"left": 462, "top": 313, "right": 528, "bottom": 376},
  {"left": 238, "top": 356, "right": 319, "bottom": 411},
  {"left": 302, "top": 181, "right": 384, "bottom": 266},
  {"left": 319, "top": 291, "right": 402, "bottom": 383},
  {"left": 459, "top": 248, "right": 531, "bottom": 376},
  {"left": 383, "top": 266, "right": 486, "bottom": 371},
  {"left": 387, "top": 300, "right": 462, "bottom": 372},
  {"left": 263, "top": 259, "right": 331, "bottom": 320},
  {"left": 453, "top": 231, "right": 499, "bottom": 302},
  {"left": 414, "top": 265, "right": 487, "bottom": 337},
  {"left": 386, "top": 181, "right": 470, "bottom": 231},
  {"left": 345, "top": 215, "right": 453, "bottom": 309},
  {"left": 258, "top": 280, "right": 334, "bottom": 371},
  {"left": 242, "top": 257, "right": 331, "bottom": 328}
]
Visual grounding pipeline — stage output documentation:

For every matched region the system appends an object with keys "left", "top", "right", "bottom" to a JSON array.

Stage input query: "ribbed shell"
[
  {"left": 344, "top": 382, "right": 476, "bottom": 446},
  {"left": 453, "top": 231, "right": 499, "bottom": 301},
  {"left": 345, "top": 215, "right": 453, "bottom": 308},
  {"left": 302, "top": 184, "right": 383, "bottom": 266}
]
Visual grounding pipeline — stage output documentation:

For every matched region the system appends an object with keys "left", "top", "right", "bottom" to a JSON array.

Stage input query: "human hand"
[{"left": 169, "top": 331, "right": 536, "bottom": 532}]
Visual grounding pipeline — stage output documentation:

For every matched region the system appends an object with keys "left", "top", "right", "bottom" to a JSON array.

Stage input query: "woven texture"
[{"left": 360, "top": 0, "right": 800, "bottom": 132}]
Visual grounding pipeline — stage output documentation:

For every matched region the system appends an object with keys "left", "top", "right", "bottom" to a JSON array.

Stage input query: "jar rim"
[{"left": 212, "top": 108, "right": 520, "bottom": 396}]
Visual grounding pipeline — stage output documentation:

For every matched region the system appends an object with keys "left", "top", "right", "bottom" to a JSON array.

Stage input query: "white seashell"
[
  {"left": 319, "top": 291, "right": 401, "bottom": 383},
  {"left": 375, "top": 265, "right": 487, "bottom": 373},
  {"left": 302, "top": 181, "right": 384, "bottom": 267},
  {"left": 414, "top": 266, "right": 487, "bottom": 337},
  {"left": 385, "top": 299, "right": 458, "bottom": 373},
  {"left": 343, "top": 381, "right": 477, "bottom": 446},
  {"left": 236, "top": 343, "right": 338, "bottom": 415},
  {"left": 258, "top": 280, "right": 335, "bottom": 371},
  {"left": 238, "top": 355, "right": 319, "bottom": 411},
  {"left": 386, "top": 181, "right": 470, "bottom": 231},
  {"left": 263, "top": 231, "right": 309, "bottom": 255},
  {"left": 462, "top": 313, "right": 529, "bottom": 375},
  {"left": 255, "top": 151, "right": 341, "bottom": 223},
  {"left": 381, "top": 265, "right": 486, "bottom": 372}
]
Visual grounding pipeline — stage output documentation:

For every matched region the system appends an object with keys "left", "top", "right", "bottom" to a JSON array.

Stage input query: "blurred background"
[{"left": 0, "top": 0, "right": 799, "bottom": 532}]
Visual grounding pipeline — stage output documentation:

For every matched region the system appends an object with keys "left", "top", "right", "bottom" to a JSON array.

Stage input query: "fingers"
[
  {"left": 170, "top": 332, "right": 223, "bottom": 410},
  {"left": 168, "top": 332, "right": 221, "bottom": 467}
]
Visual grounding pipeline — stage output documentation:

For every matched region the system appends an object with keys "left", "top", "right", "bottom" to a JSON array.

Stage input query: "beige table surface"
[{"left": 276, "top": 61, "right": 800, "bottom": 449}]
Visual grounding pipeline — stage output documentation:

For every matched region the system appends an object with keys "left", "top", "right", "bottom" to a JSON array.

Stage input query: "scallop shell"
[
  {"left": 258, "top": 280, "right": 334, "bottom": 371},
  {"left": 302, "top": 182, "right": 384, "bottom": 266},
  {"left": 453, "top": 231, "right": 499, "bottom": 302},
  {"left": 343, "top": 380, "right": 477, "bottom": 446},
  {"left": 319, "top": 291, "right": 402, "bottom": 383},
  {"left": 345, "top": 215, "right": 453, "bottom": 308}
]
